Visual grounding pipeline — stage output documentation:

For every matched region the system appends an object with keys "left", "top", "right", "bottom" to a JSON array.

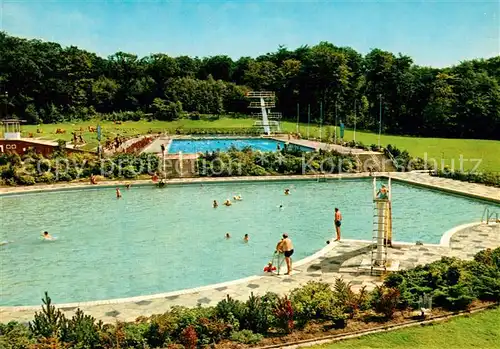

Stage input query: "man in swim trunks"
[
  {"left": 334, "top": 208, "right": 342, "bottom": 241},
  {"left": 116, "top": 187, "right": 122, "bottom": 199},
  {"left": 277, "top": 233, "right": 294, "bottom": 275}
]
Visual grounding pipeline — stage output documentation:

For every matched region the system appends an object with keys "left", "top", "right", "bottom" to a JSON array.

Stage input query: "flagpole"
[
  {"left": 319, "top": 101, "right": 323, "bottom": 141},
  {"left": 334, "top": 99, "right": 338, "bottom": 144},
  {"left": 296, "top": 103, "right": 299, "bottom": 134},
  {"left": 354, "top": 100, "right": 357, "bottom": 143},
  {"left": 307, "top": 104, "right": 310, "bottom": 139}
]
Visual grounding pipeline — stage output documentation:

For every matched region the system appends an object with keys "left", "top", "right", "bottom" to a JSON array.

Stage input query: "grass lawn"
[
  {"left": 313, "top": 307, "right": 500, "bottom": 349},
  {"left": 9, "top": 118, "right": 500, "bottom": 172}
]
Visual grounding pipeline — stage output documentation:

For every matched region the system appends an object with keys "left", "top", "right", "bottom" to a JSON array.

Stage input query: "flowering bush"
[{"left": 2, "top": 248, "right": 499, "bottom": 347}]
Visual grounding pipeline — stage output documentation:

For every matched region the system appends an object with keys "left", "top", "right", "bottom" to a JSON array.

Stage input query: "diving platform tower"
[{"left": 247, "top": 91, "right": 282, "bottom": 135}]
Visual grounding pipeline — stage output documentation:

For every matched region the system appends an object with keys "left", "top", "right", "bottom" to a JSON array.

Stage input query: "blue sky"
[{"left": 1, "top": 0, "right": 498, "bottom": 67}]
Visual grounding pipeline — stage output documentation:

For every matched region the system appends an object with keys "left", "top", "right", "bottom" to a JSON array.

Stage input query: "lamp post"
[
  {"left": 319, "top": 101, "right": 323, "bottom": 141},
  {"left": 307, "top": 104, "right": 310, "bottom": 139},
  {"left": 296, "top": 103, "right": 299, "bottom": 134},
  {"left": 378, "top": 94, "right": 382, "bottom": 149},
  {"left": 4, "top": 91, "right": 8, "bottom": 118},
  {"left": 354, "top": 99, "right": 357, "bottom": 143},
  {"left": 334, "top": 99, "right": 338, "bottom": 144}
]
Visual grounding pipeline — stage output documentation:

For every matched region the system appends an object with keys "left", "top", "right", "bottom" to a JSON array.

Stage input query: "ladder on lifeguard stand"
[{"left": 370, "top": 177, "right": 393, "bottom": 275}]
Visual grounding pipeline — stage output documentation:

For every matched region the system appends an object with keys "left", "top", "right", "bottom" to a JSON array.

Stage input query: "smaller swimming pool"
[{"left": 168, "top": 138, "right": 314, "bottom": 154}]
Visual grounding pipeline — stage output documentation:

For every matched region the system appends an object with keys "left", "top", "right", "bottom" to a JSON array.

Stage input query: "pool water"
[
  {"left": 0, "top": 179, "right": 496, "bottom": 306},
  {"left": 167, "top": 138, "right": 313, "bottom": 154}
]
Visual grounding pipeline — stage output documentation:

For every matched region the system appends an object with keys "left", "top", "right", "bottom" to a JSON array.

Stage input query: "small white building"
[{"left": 1, "top": 119, "right": 25, "bottom": 140}]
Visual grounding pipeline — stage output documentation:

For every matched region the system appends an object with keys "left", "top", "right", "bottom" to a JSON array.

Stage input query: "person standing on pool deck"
[
  {"left": 334, "top": 208, "right": 342, "bottom": 241},
  {"left": 278, "top": 233, "right": 294, "bottom": 275}
]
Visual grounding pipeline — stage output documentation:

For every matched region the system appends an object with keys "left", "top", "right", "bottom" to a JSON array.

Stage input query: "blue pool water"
[
  {"left": 168, "top": 138, "right": 314, "bottom": 154},
  {"left": 0, "top": 179, "right": 497, "bottom": 306}
]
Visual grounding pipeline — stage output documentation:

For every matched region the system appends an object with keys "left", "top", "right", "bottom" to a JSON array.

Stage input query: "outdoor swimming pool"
[
  {"left": 1, "top": 179, "right": 496, "bottom": 306},
  {"left": 167, "top": 138, "right": 314, "bottom": 154}
]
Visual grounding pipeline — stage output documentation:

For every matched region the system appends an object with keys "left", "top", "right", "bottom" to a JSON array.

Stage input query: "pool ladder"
[{"left": 481, "top": 207, "right": 499, "bottom": 224}]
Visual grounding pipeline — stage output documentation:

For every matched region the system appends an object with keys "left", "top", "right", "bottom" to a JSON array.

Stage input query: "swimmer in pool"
[
  {"left": 213, "top": 200, "right": 218, "bottom": 208},
  {"left": 243, "top": 234, "right": 249, "bottom": 242},
  {"left": 225, "top": 233, "right": 231, "bottom": 239},
  {"left": 125, "top": 183, "right": 131, "bottom": 189},
  {"left": 42, "top": 231, "right": 55, "bottom": 241},
  {"left": 284, "top": 189, "right": 290, "bottom": 195},
  {"left": 116, "top": 187, "right": 122, "bottom": 199},
  {"left": 224, "top": 199, "right": 232, "bottom": 206},
  {"left": 233, "top": 195, "right": 242, "bottom": 201},
  {"left": 264, "top": 262, "right": 277, "bottom": 273}
]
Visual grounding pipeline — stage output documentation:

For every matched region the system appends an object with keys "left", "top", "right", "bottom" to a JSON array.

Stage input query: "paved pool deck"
[{"left": 1, "top": 172, "right": 499, "bottom": 323}]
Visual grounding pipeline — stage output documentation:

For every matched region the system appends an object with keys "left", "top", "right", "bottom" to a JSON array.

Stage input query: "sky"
[{"left": 0, "top": 0, "right": 498, "bottom": 68}]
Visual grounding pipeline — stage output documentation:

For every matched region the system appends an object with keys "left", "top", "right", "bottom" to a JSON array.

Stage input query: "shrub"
[
  {"left": 194, "top": 317, "right": 231, "bottom": 345},
  {"left": 333, "top": 278, "right": 370, "bottom": 317},
  {"left": 169, "top": 306, "right": 214, "bottom": 333},
  {"left": 60, "top": 309, "right": 102, "bottom": 348},
  {"left": 242, "top": 293, "right": 272, "bottom": 334},
  {"left": 273, "top": 295, "right": 294, "bottom": 334},
  {"left": 230, "top": 329, "right": 263, "bottom": 344},
  {"left": 16, "top": 174, "right": 36, "bottom": 186},
  {"left": 215, "top": 295, "right": 245, "bottom": 330},
  {"left": 142, "top": 312, "right": 179, "bottom": 348},
  {"left": 30, "top": 336, "right": 70, "bottom": 349},
  {"left": 0, "top": 322, "right": 34, "bottom": 349},
  {"left": 36, "top": 172, "right": 55, "bottom": 184},
  {"left": 370, "top": 286, "right": 400, "bottom": 318},
  {"left": 179, "top": 326, "right": 197, "bottom": 349},
  {"left": 474, "top": 248, "right": 500, "bottom": 270},
  {"left": 121, "top": 165, "right": 138, "bottom": 179},
  {"left": 29, "top": 292, "right": 67, "bottom": 339},
  {"left": 189, "top": 112, "right": 201, "bottom": 120},
  {"left": 324, "top": 305, "right": 348, "bottom": 329},
  {"left": 432, "top": 169, "right": 500, "bottom": 188},
  {"left": 433, "top": 283, "right": 475, "bottom": 310},
  {"left": 290, "top": 281, "right": 335, "bottom": 325}
]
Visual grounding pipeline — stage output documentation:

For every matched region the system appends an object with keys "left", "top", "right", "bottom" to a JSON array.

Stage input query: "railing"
[
  {"left": 246, "top": 91, "right": 275, "bottom": 98},
  {"left": 481, "top": 207, "right": 499, "bottom": 224},
  {"left": 248, "top": 101, "right": 276, "bottom": 108}
]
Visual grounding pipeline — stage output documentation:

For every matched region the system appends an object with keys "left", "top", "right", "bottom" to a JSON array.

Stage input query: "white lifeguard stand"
[
  {"left": 1, "top": 119, "right": 25, "bottom": 140},
  {"left": 247, "top": 91, "right": 281, "bottom": 135},
  {"left": 360, "top": 177, "right": 399, "bottom": 275}
]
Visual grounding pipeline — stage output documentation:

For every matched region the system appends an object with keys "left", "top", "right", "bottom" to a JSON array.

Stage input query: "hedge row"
[
  {"left": 2, "top": 248, "right": 499, "bottom": 349},
  {"left": 197, "top": 147, "right": 357, "bottom": 176},
  {"left": 432, "top": 169, "right": 500, "bottom": 188}
]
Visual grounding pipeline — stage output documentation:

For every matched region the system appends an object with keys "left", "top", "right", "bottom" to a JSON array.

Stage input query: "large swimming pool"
[
  {"left": 0, "top": 179, "right": 496, "bottom": 306},
  {"left": 168, "top": 138, "right": 314, "bottom": 154}
]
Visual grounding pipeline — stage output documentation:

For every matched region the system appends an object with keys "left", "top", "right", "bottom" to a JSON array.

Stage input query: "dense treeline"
[{"left": 1, "top": 32, "right": 499, "bottom": 139}]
